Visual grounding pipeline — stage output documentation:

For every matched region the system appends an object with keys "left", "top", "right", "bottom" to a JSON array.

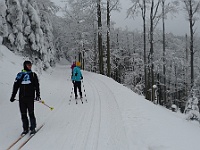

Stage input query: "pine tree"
[
  {"left": 2, "top": 0, "right": 57, "bottom": 69},
  {"left": 0, "top": 0, "right": 8, "bottom": 44}
]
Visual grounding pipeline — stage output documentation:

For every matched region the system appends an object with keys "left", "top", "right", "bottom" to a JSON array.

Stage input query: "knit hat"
[
  {"left": 71, "top": 61, "right": 76, "bottom": 69},
  {"left": 76, "top": 61, "right": 81, "bottom": 67}
]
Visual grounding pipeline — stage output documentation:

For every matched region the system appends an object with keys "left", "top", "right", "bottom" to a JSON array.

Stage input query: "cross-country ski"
[
  {"left": 6, "top": 135, "right": 26, "bottom": 150},
  {"left": 18, "top": 124, "right": 44, "bottom": 150},
  {"left": 6, "top": 124, "right": 44, "bottom": 150}
]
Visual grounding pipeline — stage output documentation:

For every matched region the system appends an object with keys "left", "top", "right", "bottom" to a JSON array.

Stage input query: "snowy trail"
[
  {"left": 87, "top": 73, "right": 129, "bottom": 150},
  {"left": 2, "top": 48, "right": 200, "bottom": 150},
  {"left": 19, "top": 66, "right": 129, "bottom": 150}
]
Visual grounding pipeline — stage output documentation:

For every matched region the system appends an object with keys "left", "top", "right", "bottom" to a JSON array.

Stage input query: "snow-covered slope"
[{"left": 1, "top": 45, "right": 200, "bottom": 150}]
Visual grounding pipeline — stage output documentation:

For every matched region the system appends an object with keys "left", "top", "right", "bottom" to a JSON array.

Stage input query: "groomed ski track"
[
  {"left": 18, "top": 65, "right": 129, "bottom": 150},
  {"left": 3, "top": 62, "right": 200, "bottom": 150}
]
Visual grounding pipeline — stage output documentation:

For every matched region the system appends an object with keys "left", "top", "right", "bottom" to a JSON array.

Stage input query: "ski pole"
[
  {"left": 69, "top": 85, "right": 74, "bottom": 104},
  {"left": 81, "top": 80, "right": 87, "bottom": 102},
  {"left": 39, "top": 100, "right": 54, "bottom": 111},
  {"left": 14, "top": 99, "right": 54, "bottom": 110}
]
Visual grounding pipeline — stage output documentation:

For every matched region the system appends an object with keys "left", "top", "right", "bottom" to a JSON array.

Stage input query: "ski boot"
[
  {"left": 21, "top": 130, "right": 29, "bottom": 136},
  {"left": 30, "top": 129, "right": 36, "bottom": 135}
]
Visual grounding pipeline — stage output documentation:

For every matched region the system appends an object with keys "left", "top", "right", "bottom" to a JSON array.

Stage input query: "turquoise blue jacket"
[{"left": 72, "top": 66, "right": 83, "bottom": 81}]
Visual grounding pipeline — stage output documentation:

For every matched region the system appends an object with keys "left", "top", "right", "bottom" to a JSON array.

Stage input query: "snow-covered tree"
[
  {"left": 185, "top": 90, "right": 200, "bottom": 121},
  {"left": 54, "top": 0, "right": 98, "bottom": 68},
  {"left": 0, "top": 0, "right": 8, "bottom": 43},
  {"left": 182, "top": 0, "right": 200, "bottom": 89},
  {"left": 1, "top": 0, "right": 57, "bottom": 69}
]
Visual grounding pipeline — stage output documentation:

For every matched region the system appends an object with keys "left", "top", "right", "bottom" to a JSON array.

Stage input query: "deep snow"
[{"left": 1, "top": 45, "right": 200, "bottom": 150}]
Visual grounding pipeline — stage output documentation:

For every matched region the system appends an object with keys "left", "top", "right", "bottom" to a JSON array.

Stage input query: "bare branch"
[
  {"left": 110, "top": 0, "right": 120, "bottom": 12},
  {"left": 153, "top": 0, "right": 161, "bottom": 20},
  {"left": 193, "top": 1, "right": 200, "bottom": 15}
]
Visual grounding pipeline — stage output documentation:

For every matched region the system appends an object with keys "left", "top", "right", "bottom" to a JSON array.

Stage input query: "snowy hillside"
[{"left": 1, "top": 46, "right": 200, "bottom": 150}]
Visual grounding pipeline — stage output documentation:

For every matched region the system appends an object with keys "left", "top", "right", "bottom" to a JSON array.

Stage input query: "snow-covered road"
[
  {"left": 18, "top": 66, "right": 130, "bottom": 150},
  {"left": 1, "top": 45, "right": 200, "bottom": 150}
]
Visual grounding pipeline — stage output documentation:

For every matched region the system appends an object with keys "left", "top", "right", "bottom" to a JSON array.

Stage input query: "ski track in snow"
[
  {"left": 20, "top": 66, "right": 130, "bottom": 150},
  {"left": 18, "top": 66, "right": 116, "bottom": 150},
  {"left": 81, "top": 76, "right": 101, "bottom": 150},
  {"left": 88, "top": 73, "right": 129, "bottom": 150},
  {"left": 2, "top": 48, "right": 200, "bottom": 150}
]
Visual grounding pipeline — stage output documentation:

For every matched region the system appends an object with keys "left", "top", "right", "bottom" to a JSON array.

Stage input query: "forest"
[{"left": 0, "top": 0, "right": 200, "bottom": 114}]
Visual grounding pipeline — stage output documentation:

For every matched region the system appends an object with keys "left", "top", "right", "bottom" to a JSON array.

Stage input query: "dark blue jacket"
[{"left": 11, "top": 70, "right": 40, "bottom": 99}]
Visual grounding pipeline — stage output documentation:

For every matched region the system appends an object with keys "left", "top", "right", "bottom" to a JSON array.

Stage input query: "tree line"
[
  {"left": 55, "top": 0, "right": 200, "bottom": 112},
  {"left": 1, "top": 0, "right": 200, "bottom": 112}
]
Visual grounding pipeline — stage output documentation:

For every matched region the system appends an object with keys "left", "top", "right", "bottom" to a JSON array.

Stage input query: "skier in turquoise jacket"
[{"left": 71, "top": 61, "right": 83, "bottom": 99}]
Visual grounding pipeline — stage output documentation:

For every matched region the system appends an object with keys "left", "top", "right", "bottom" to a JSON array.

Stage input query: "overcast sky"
[
  {"left": 111, "top": 0, "right": 200, "bottom": 36},
  {"left": 52, "top": 0, "right": 200, "bottom": 36}
]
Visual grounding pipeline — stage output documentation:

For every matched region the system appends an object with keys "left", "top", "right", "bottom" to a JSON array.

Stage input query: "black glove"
[
  {"left": 81, "top": 76, "right": 83, "bottom": 80},
  {"left": 35, "top": 96, "right": 41, "bottom": 101},
  {"left": 72, "top": 80, "right": 75, "bottom": 84},
  {"left": 10, "top": 95, "right": 15, "bottom": 102}
]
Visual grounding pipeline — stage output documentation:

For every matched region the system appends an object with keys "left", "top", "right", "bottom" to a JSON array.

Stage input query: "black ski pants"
[
  {"left": 73, "top": 81, "right": 82, "bottom": 98},
  {"left": 19, "top": 97, "right": 36, "bottom": 131}
]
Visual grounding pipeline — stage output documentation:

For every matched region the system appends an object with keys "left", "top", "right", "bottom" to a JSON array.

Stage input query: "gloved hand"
[
  {"left": 81, "top": 76, "right": 83, "bottom": 80},
  {"left": 10, "top": 95, "right": 15, "bottom": 102},
  {"left": 72, "top": 80, "right": 75, "bottom": 84},
  {"left": 35, "top": 95, "right": 41, "bottom": 101}
]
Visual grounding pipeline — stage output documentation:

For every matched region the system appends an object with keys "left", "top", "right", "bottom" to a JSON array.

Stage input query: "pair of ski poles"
[{"left": 69, "top": 79, "right": 87, "bottom": 102}]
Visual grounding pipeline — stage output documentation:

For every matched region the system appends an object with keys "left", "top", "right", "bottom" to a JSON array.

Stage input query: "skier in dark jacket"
[
  {"left": 71, "top": 61, "right": 83, "bottom": 99},
  {"left": 10, "top": 61, "right": 40, "bottom": 135}
]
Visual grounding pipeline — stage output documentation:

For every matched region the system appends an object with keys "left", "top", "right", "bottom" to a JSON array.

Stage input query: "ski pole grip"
[{"left": 39, "top": 100, "right": 45, "bottom": 104}]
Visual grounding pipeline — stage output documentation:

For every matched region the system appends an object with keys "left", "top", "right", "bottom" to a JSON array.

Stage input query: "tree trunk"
[
  {"left": 150, "top": 0, "right": 155, "bottom": 102},
  {"left": 183, "top": 0, "right": 200, "bottom": 89},
  {"left": 97, "top": 0, "right": 104, "bottom": 74},
  {"left": 82, "top": 42, "right": 85, "bottom": 70},
  {"left": 107, "top": 0, "right": 111, "bottom": 77},
  {"left": 142, "top": 0, "right": 147, "bottom": 99},
  {"left": 189, "top": 1, "right": 194, "bottom": 89},
  {"left": 185, "top": 34, "right": 188, "bottom": 99},
  {"left": 93, "top": 21, "right": 97, "bottom": 72},
  {"left": 162, "top": 0, "right": 167, "bottom": 104}
]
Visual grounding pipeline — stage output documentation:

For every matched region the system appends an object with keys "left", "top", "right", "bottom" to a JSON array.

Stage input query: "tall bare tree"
[
  {"left": 106, "top": 0, "right": 119, "bottom": 77},
  {"left": 185, "top": 34, "right": 189, "bottom": 98},
  {"left": 182, "top": 0, "right": 200, "bottom": 89},
  {"left": 149, "top": 0, "right": 161, "bottom": 101},
  {"left": 128, "top": 0, "right": 148, "bottom": 99},
  {"left": 161, "top": 0, "right": 179, "bottom": 104},
  {"left": 97, "top": 0, "right": 104, "bottom": 74},
  {"left": 162, "top": 0, "right": 167, "bottom": 104},
  {"left": 107, "top": 0, "right": 111, "bottom": 77}
]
